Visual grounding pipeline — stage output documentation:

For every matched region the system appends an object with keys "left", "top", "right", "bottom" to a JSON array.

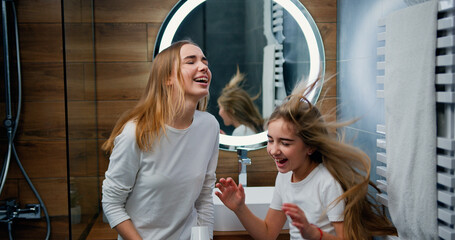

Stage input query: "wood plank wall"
[
  {"left": 0, "top": 0, "right": 69, "bottom": 238},
  {"left": 64, "top": 0, "right": 99, "bottom": 239},
  {"left": 0, "top": 0, "right": 336, "bottom": 239}
]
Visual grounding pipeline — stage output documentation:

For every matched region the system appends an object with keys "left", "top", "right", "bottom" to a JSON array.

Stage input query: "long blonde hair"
[
  {"left": 217, "top": 67, "right": 264, "bottom": 133},
  {"left": 102, "top": 40, "right": 208, "bottom": 153},
  {"left": 268, "top": 80, "right": 397, "bottom": 239}
]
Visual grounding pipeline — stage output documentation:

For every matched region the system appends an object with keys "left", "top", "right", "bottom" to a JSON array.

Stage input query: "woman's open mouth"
[{"left": 193, "top": 77, "right": 208, "bottom": 83}]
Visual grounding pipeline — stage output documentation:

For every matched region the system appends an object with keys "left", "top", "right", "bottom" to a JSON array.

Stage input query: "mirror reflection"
[
  {"left": 217, "top": 68, "right": 266, "bottom": 150},
  {"left": 217, "top": 67, "right": 264, "bottom": 136},
  {"left": 154, "top": 0, "right": 325, "bottom": 149}
]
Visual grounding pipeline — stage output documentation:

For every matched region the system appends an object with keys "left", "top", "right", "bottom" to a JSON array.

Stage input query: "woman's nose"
[{"left": 198, "top": 61, "right": 208, "bottom": 72}]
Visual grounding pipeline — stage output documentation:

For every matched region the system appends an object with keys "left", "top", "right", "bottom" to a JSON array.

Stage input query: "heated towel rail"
[{"left": 376, "top": 1, "right": 455, "bottom": 239}]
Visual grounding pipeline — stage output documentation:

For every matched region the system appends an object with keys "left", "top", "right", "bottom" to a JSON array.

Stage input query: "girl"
[
  {"left": 215, "top": 83, "right": 397, "bottom": 239},
  {"left": 102, "top": 40, "right": 220, "bottom": 240}
]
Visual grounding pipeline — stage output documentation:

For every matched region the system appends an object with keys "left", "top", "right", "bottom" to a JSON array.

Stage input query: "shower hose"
[{"left": 1, "top": 0, "right": 50, "bottom": 239}]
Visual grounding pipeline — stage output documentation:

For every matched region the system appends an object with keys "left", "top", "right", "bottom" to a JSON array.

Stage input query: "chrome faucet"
[{"left": 237, "top": 148, "right": 251, "bottom": 187}]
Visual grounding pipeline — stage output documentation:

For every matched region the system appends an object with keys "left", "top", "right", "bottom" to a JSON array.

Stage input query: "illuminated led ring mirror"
[{"left": 154, "top": 0, "right": 325, "bottom": 150}]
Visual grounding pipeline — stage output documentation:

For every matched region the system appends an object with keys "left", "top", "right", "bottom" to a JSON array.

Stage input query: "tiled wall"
[{"left": 337, "top": 0, "right": 407, "bottom": 184}]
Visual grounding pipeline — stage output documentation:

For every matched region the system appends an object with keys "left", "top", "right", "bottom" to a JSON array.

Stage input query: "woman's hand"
[
  {"left": 214, "top": 177, "right": 246, "bottom": 213},
  {"left": 282, "top": 203, "right": 321, "bottom": 239}
]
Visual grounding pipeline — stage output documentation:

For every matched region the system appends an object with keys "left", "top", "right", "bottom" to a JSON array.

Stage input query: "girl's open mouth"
[{"left": 276, "top": 159, "right": 288, "bottom": 164}]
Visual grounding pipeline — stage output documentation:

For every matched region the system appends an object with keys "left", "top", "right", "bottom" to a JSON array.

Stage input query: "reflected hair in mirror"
[{"left": 217, "top": 67, "right": 264, "bottom": 134}]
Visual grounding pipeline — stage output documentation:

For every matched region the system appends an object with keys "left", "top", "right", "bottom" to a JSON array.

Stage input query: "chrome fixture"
[{"left": 237, "top": 148, "right": 251, "bottom": 187}]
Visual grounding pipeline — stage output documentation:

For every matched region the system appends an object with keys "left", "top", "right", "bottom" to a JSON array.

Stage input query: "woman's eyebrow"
[
  {"left": 183, "top": 55, "right": 196, "bottom": 60},
  {"left": 183, "top": 55, "right": 208, "bottom": 62}
]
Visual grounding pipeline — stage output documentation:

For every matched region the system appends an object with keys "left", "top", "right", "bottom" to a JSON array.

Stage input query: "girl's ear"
[{"left": 308, "top": 147, "right": 316, "bottom": 155}]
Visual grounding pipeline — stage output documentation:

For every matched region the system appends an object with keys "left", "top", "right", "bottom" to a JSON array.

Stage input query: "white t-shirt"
[
  {"left": 232, "top": 124, "right": 256, "bottom": 136},
  {"left": 229, "top": 125, "right": 264, "bottom": 150},
  {"left": 102, "top": 111, "right": 219, "bottom": 240},
  {"left": 270, "top": 164, "right": 345, "bottom": 240}
]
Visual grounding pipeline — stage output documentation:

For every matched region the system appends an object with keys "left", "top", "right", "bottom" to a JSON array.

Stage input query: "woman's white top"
[
  {"left": 270, "top": 164, "right": 345, "bottom": 240},
  {"left": 232, "top": 124, "right": 256, "bottom": 136},
  {"left": 102, "top": 111, "right": 220, "bottom": 240},
  {"left": 229, "top": 125, "right": 264, "bottom": 150}
]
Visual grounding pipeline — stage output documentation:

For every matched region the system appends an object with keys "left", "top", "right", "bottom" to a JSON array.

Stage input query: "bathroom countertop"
[
  {"left": 86, "top": 214, "right": 290, "bottom": 239},
  {"left": 214, "top": 229, "right": 289, "bottom": 239}
]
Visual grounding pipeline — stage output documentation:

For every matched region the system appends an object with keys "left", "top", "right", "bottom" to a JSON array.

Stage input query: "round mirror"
[{"left": 154, "top": 0, "right": 325, "bottom": 150}]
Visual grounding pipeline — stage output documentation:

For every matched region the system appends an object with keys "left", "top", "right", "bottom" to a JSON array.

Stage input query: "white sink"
[{"left": 212, "top": 186, "right": 289, "bottom": 231}]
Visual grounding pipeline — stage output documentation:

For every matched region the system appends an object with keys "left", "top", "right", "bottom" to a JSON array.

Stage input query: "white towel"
[{"left": 384, "top": 1, "right": 438, "bottom": 239}]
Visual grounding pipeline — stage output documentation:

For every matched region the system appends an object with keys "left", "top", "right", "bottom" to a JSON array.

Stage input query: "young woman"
[
  {"left": 217, "top": 67, "right": 264, "bottom": 136},
  {"left": 215, "top": 83, "right": 397, "bottom": 239},
  {"left": 102, "top": 40, "right": 220, "bottom": 240}
]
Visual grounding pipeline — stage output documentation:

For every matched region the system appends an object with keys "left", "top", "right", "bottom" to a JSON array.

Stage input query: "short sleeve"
[
  {"left": 269, "top": 173, "right": 284, "bottom": 210},
  {"left": 322, "top": 179, "right": 345, "bottom": 222}
]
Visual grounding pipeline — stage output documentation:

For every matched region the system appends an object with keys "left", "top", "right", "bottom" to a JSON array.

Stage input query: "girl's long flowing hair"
[
  {"left": 217, "top": 67, "right": 264, "bottom": 133},
  {"left": 268, "top": 78, "right": 397, "bottom": 239},
  {"left": 102, "top": 40, "right": 208, "bottom": 153}
]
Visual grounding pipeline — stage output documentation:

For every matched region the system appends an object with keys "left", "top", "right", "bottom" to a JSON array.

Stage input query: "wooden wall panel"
[
  {"left": 16, "top": 0, "right": 62, "bottom": 23},
  {"left": 246, "top": 172, "right": 278, "bottom": 187},
  {"left": 321, "top": 60, "right": 337, "bottom": 97},
  {"left": 310, "top": 0, "right": 337, "bottom": 121},
  {"left": 16, "top": 102, "right": 66, "bottom": 140},
  {"left": 0, "top": 0, "right": 97, "bottom": 237},
  {"left": 97, "top": 101, "right": 137, "bottom": 138},
  {"left": 68, "top": 139, "right": 98, "bottom": 177},
  {"left": 95, "top": 23, "right": 148, "bottom": 62},
  {"left": 247, "top": 148, "right": 276, "bottom": 172},
  {"left": 318, "top": 23, "right": 337, "bottom": 61},
  {"left": 300, "top": 0, "right": 337, "bottom": 23},
  {"left": 96, "top": 62, "right": 150, "bottom": 100},
  {"left": 0, "top": 216, "right": 69, "bottom": 239},
  {"left": 1, "top": 0, "right": 69, "bottom": 235},
  {"left": 94, "top": 0, "right": 179, "bottom": 23},
  {"left": 98, "top": 177, "right": 105, "bottom": 201},
  {"left": 319, "top": 60, "right": 337, "bottom": 120},
  {"left": 0, "top": 115, "right": 5, "bottom": 141},
  {"left": 98, "top": 142, "right": 109, "bottom": 176},
  {"left": 63, "top": 0, "right": 93, "bottom": 23},
  {"left": 64, "top": 23, "right": 95, "bottom": 62},
  {"left": 71, "top": 177, "right": 99, "bottom": 216},
  {"left": 0, "top": 179, "right": 19, "bottom": 200},
  {"left": 8, "top": 140, "right": 67, "bottom": 178},
  {"left": 216, "top": 148, "right": 278, "bottom": 187},
  {"left": 19, "top": 178, "right": 68, "bottom": 216},
  {"left": 147, "top": 23, "right": 162, "bottom": 60},
  {"left": 21, "top": 63, "right": 65, "bottom": 102},
  {"left": 317, "top": 98, "right": 337, "bottom": 123},
  {"left": 66, "top": 63, "right": 95, "bottom": 101},
  {"left": 19, "top": 24, "right": 63, "bottom": 63},
  {"left": 67, "top": 101, "right": 97, "bottom": 139},
  {"left": 216, "top": 150, "right": 239, "bottom": 173}
]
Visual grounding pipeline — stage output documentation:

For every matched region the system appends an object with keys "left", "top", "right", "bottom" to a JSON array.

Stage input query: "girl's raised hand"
[
  {"left": 214, "top": 177, "right": 246, "bottom": 213},
  {"left": 282, "top": 203, "right": 321, "bottom": 239}
]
